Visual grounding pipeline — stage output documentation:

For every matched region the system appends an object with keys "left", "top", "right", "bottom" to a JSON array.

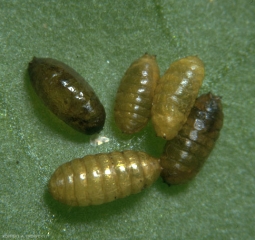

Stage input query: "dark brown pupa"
[
  {"left": 49, "top": 150, "right": 161, "bottom": 206},
  {"left": 114, "top": 53, "right": 160, "bottom": 134},
  {"left": 160, "top": 92, "right": 224, "bottom": 185},
  {"left": 28, "top": 57, "right": 106, "bottom": 135},
  {"left": 151, "top": 56, "right": 205, "bottom": 140}
]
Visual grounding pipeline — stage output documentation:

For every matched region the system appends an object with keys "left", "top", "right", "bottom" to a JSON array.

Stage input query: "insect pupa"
[
  {"left": 49, "top": 150, "right": 161, "bottom": 206},
  {"left": 151, "top": 56, "right": 205, "bottom": 140},
  {"left": 28, "top": 57, "right": 106, "bottom": 135},
  {"left": 114, "top": 53, "right": 160, "bottom": 134},
  {"left": 160, "top": 92, "right": 224, "bottom": 185}
]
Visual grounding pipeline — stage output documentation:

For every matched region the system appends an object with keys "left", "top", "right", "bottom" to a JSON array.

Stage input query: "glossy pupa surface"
[
  {"left": 160, "top": 92, "right": 224, "bottom": 185},
  {"left": 28, "top": 57, "right": 106, "bottom": 135},
  {"left": 49, "top": 150, "right": 161, "bottom": 206},
  {"left": 151, "top": 56, "right": 205, "bottom": 140},
  {"left": 114, "top": 53, "right": 160, "bottom": 134}
]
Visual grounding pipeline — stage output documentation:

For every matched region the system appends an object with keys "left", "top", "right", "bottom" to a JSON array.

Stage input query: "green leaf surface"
[{"left": 1, "top": 0, "right": 254, "bottom": 239}]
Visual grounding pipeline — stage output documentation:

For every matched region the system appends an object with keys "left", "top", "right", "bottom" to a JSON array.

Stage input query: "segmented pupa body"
[
  {"left": 49, "top": 150, "right": 161, "bottom": 206},
  {"left": 160, "top": 92, "right": 224, "bottom": 185},
  {"left": 151, "top": 56, "right": 205, "bottom": 140},
  {"left": 114, "top": 53, "right": 160, "bottom": 134},
  {"left": 28, "top": 57, "right": 106, "bottom": 135}
]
